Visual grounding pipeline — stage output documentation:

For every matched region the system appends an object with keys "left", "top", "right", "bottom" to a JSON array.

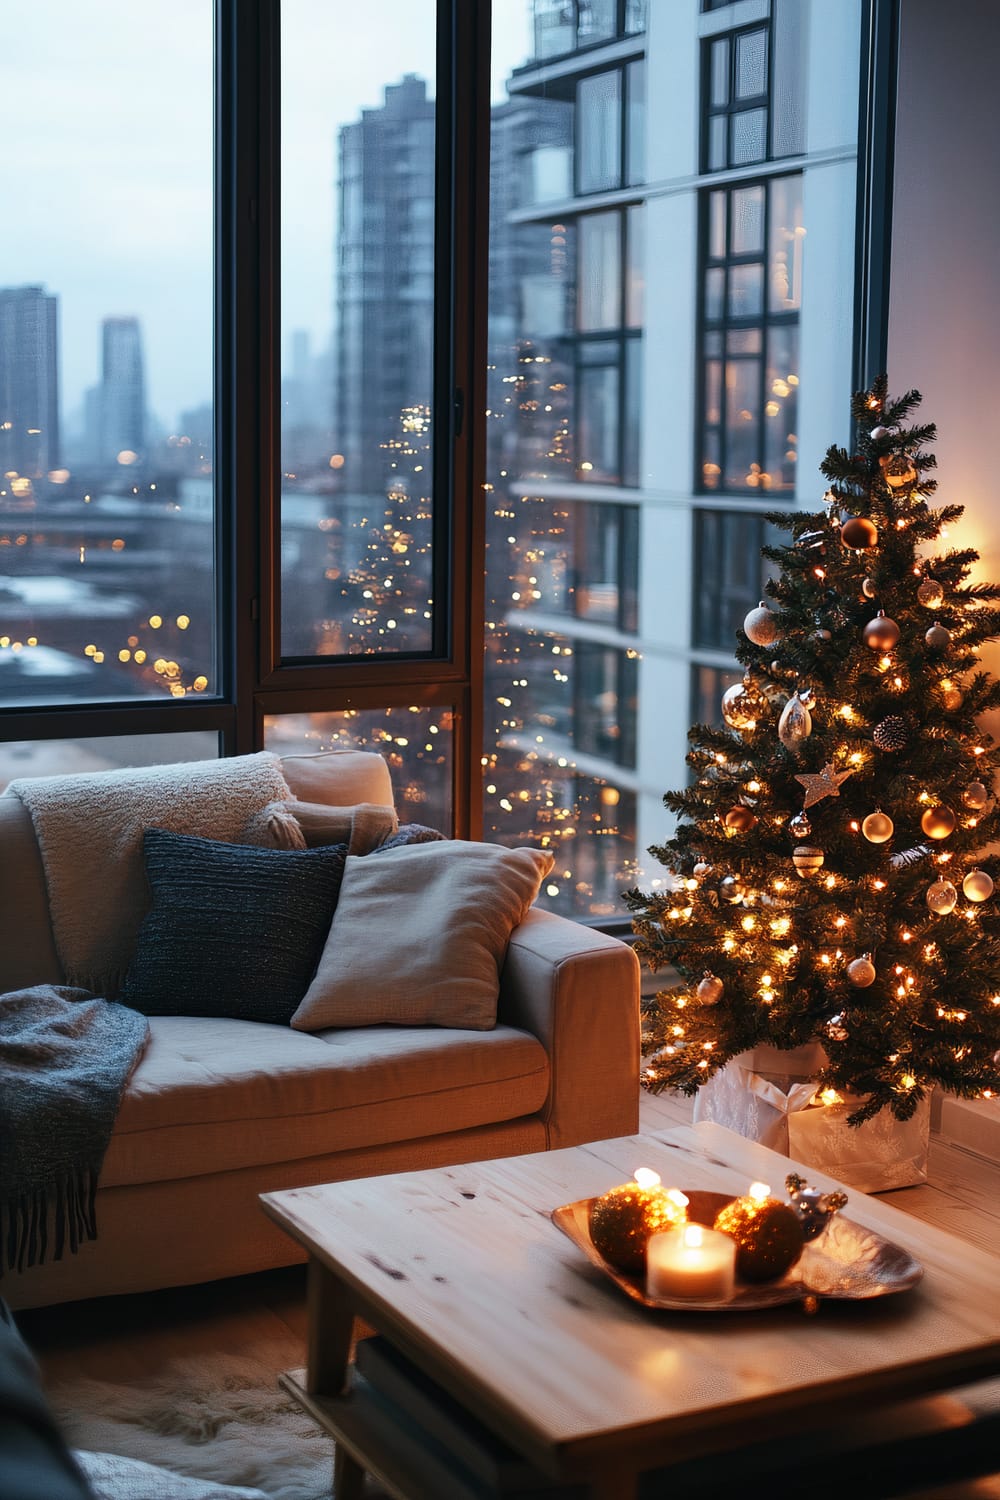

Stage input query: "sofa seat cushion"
[{"left": 101, "top": 1016, "right": 549, "bottom": 1188}]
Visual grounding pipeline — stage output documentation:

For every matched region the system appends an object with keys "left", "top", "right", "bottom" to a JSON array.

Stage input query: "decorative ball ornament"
[
  {"left": 847, "top": 955, "right": 877, "bottom": 988},
  {"left": 921, "top": 804, "right": 957, "bottom": 840},
  {"left": 938, "top": 679, "right": 963, "bottom": 711},
  {"left": 963, "top": 869, "right": 995, "bottom": 903},
  {"left": 863, "top": 611, "right": 901, "bottom": 651},
  {"left": 788, "top": 811, "right": 812, "bottom": 840},
  {"left": 714, "top": 1184, "right": 805, "bottom": 1283},
  {"left": 926, "top": 879, "right": 958, "bottom": 915},
  {"left": 880, "top": 453, "right": 918, "bottom": 488},
  {"left": 721, "top": 682, "right": 759, "bottom": 731},
  {"left": 720, "top": 874, "right": 745, "bottom": 904},
  {"left": 825, "top": 1014, "right": 849, "bottom": 1043},
  {"left": 869, "top": 425, "right": 890, "bottom": 441},
  {"left": 917, "top": 577, "right": 945, "bottom": 609},
  {"left": 840, "top": 516, "right": 879, "bottom": 550},
  {"left": 588, "top": 1173, "right": 688, "bottom": 1273},
  {"left": 778, "top": 691, "right": 814, "bottom": 751},
  {"left": 692, "top": 861, "right": 713, "bottom": 881},
  {"left": 725, "top": 805, "right": 757, "bottom": 832},
  {"left": 861, "top": 811, "right": 894, "bottom": 844},
  {"left": 792, "top": 845, "right": 825, "bottom": 878},
  {"left": 962, "top": 781, "right": 989, "bottom": 810},
  {"left": 697, "top": 972, "right": 725, "bottom": 1006},
  {"left": 925, "top": 621, "right": 951, "bottom": 650},
  {"left": 873, "top": 715, "right": 908, "bottom": 752},
  {"left": 862, "top": 576, "right": 878, "bottom": 599},
  {"left": 743, "top": 602, "right": 779, "bottom": 647}
]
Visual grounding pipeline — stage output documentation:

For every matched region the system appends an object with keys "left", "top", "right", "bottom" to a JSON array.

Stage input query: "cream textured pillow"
[{"left": 290, "top": 841, "right": 554, "bottom": 1031}]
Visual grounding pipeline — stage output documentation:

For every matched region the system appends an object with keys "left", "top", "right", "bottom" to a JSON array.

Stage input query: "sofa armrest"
[{"left": 497, "top": 907, "right": 640, "bottom": 1149}]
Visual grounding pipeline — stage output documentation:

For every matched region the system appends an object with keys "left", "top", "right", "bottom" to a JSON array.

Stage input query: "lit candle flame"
[
  {"left": 682, "top": 1224, "right": 703, "bottom": 1249},
  {"left": 749, "top": 1181, "right": 770, "bottom": 1203},
  {"left": 665, "top": 1189, "right": 690, "bottom": 1211},
  {"left": 633, "top": 1168, "right": 662, "bottom": 1190}
]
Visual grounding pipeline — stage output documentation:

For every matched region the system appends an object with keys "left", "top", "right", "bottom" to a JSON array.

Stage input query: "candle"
[{"left": 646, "top": 1223, "right": 737, "bottom": 1303}]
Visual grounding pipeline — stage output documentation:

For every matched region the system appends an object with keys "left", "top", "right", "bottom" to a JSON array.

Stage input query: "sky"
[{"left": 0, "top": 0, "right": 531, "bottom": 433}]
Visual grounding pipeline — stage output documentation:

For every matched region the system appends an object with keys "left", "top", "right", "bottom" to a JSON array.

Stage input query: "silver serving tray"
[{"left": 552, "top": 1189, "right": 923, "bottom": 1313}]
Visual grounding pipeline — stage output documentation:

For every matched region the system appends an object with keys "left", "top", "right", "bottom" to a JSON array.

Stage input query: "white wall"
[{"left": 888, "top": 0, "right": 1000, "bottom": 651}]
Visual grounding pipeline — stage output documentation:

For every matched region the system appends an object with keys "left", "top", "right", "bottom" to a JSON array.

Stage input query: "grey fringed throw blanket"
[{"left": 0, "top": 985, "right": 148, "bottom": 1275}]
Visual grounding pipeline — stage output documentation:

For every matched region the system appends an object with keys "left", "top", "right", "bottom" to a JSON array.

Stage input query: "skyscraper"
[
  {"left": 0, "top": 284, "right": 60, "bottom": 478},
  {"left": 335, "top": 74, "right": 435, "bottom": 495},
  {"left": 100, "top": 315, "right": 146, "bottom": 465}
]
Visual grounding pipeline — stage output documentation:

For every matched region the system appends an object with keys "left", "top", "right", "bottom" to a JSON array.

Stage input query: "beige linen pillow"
[
  {"left": 292, "top": 800, "right": 398, "bottom": 853},
  {"left": 290, "top": 840, "right": 554, "bottom": 1031}
]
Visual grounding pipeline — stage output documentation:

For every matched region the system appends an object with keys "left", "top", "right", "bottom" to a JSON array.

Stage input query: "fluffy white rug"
[{"left": 48, "top": 1351, "right": 336, "bottom": 1500}]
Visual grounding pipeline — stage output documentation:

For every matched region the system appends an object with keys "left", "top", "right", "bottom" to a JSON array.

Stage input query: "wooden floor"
[{"left": 18, "top": 1088, "right": 1000, "bottom": 1420}]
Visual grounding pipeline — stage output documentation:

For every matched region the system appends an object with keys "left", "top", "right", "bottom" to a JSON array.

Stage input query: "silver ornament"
[
  {"left": 962, "top": 781, "right": 989, "bottom": 810},
  {"left": 926, "top": 879, "right": 958, "bottom": 915},
  {"left": 785, "top": 1173, "right": 849, "bottom": 1240},
  {"left": 778, "top": 691, "right": 813, "bottom": 751},
  {"left": 825, "top": 1014, "right": 849, "bottom": 1043},
  {"left": 925, "top": 621, "right": 951, "bottom": 649},
  {"left": 789, "top": 811, "right": 812, "bottom": 839},
  {"left": 697, "top": 972, "right": 724, "bottom": 1006},
  {"left": 743, "top": 602, "right": 779, "bottom": 647},
  {"left": 847, "top": 955, "right": 876, "bottom": 987},
  {"left": 917, "top": 577, "right": 945, "bottom": 609},
  {"left": 869, "top": 425, "right": 889, "bottom": 440}
]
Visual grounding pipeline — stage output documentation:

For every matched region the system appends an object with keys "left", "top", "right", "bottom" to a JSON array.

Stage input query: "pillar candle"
[{"left": 646, "top": 1223, "right": 737, "bottom": 1303}]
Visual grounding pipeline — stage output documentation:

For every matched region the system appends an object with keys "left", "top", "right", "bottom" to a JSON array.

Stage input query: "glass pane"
[
  {"left": 704, "top": 330, "right": 723, "bottom": 357},
  {"left": 575, "top": 644, "right": 636, "bottom": 766},
  {"left": 708, "top": 114, "right": 727, "bottom": 171},
  {"left": 708, "top": 191, "right": 727, "bottom": 259},
  {"left": 727, "top": 328, "right": 762, "bottom": 355},
  {"left": 264, "top": 707, "right": 453, "bottom": 833},
  {"left": 625, "top": 205, "right": 645, "bottom": 328},
  {"left": 0, "top": 732, "right": 218, "bottom": 794},
  {"left": 735, "top": 28, "right": 768, "bottom": 100},
  {"left": 731, "top": 108, "right": 767, "bottom": 165},
  {"left": 534, "top": 0, "right": 576, "bottom": 59},
  {"left": 578, "top": 363, "right": 620, "bottom": 482},
  {"left": 704, "top": 359, "right": 723, "bottom": 426},
  {"left": 701, "top": 426, "right": 722, "bottom": 491},
  {"left": 724, "top": 359, "right": 761, "bottom": 489},
  {"left": 731, "top": 184, "right": 765, "bottom": 254},
  {"left": 578, "top": 0, "right": 616, "bottom": 45},
  {"left": 578, "top": 71, "right": 622, "bottom": 193},
  {"left": 625, "top": 1, "right": 648, "bottom": 36},
  {"left": 0, "top": 2, "right": 215, "bottom": 708},
  {"left": 281, "top": 15, "right": 437, "bottom": 659},
  {"left": 765, "top": 324, "right": 799, "bottom": 491},
  {"left": 769, "top": 172, "right": 805, "bottom": 313},
  {"left": 578, "top": 213, "right": 621, "bottom": 331},
  {"left": 691, "top": 662, "right": 742, "bottom": 729},
  {"left": 626, "top": 60, "right": 646, "bottom": 186},
  {"left": 576, "top": 505, "right": 620, "bottom": 623},
  {"left": 704, "top": 267, "right": 725, "bottom": 322},
  {"left": 728, "top": 263, "right": 764, "bottom": 318},
  {"left": 710, "top": 39, "right": 729, "bottom": 107},
  {"left": 772, "top": 0, "right": 808, "bottom": 157},
  {"left": 623, "top": 338, "right": 641, "bottom": 488}
]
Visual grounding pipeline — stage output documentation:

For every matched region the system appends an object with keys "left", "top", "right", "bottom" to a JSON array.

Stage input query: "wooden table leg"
[
  {"left": 333, "top": 1442, "right": 367, "bottom": 1500},
  {"left": 306, "top": 1256, "right": 357, "bottom": 1398}
]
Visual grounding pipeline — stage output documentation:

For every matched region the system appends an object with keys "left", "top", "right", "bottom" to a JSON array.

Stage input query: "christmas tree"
[{"left": 626, "top": 377, "right": 1000, "bottom": 1123}]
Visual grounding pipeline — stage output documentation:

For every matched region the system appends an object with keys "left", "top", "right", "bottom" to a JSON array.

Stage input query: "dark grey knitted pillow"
[{"left": 120, "top": 829, "right": 348, "bottom": 1023}]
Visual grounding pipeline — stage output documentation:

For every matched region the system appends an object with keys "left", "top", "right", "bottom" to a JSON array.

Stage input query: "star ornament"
[{"left": 795, "top": 762, "right": 854, "bottom": 809}]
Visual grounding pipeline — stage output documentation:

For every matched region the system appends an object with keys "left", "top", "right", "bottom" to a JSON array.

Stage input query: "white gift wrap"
[{"left": 693, "top": 1043, "right": 931, "bottom": 1192}]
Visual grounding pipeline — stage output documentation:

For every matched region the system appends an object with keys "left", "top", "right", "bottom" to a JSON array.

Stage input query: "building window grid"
[
  {"left": 574, "top": 60, "right": 644, "bottom": 199},
  {"left": 532, "top": 1, "right": 647, "bottom": 63},
  {"left": 701, "top": 19, "right": 773, "bottom": 174},
  {"left": 569, "top": 205, "right": 642, "bottom": 487}
]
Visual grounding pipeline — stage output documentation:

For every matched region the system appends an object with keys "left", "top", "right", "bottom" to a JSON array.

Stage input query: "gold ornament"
[
  {"left": 792, "top": 845, "right": 825, "bottom": 877},
  {"left": 847, "top": 955, "right": 876, "bottom": 987},
  {"left": 962, "top": 869, "right": 995, "bottom": 903},
  {"left": 938, "top": 679, "right": 963, "bottom": 711},
  {"left": 743, "top": 602, "right": 779, "bottom": 647},
  {"left": 714, "top": 1184, "right": 805, "bottom": 1283},
  {"left": 795, "top": 762, "right": 854, "bottom": 808},
  {"left": 920, "top": 804, "right": 956, "bottom": 840},
  {"left": 962, "top": 781, "right": 989, "bottom": 810},
  {"left": 917, "top": 577, "right": 945, "bottom": 609},
  {"left": 840, "top": 516, "right": 879, "bottom": 549},
  {"left": 697, "top": 972, "right": 724, "bottom": 1006},
  {"left": 863, "top": 611, "right": 901, "bottom": 650},
  {"left": 721, "top": 682, "right": 759, "bottom": 731},
  {"left": 862, "top": 576, "right": 878, "bottom": 599},
  {"left": 861, "top": 811, "right": 894, "bottom": 844},
  {"left": 926, "top": 879, "right": 958, "bottom": 915},
  {"left": 880, "top": 453, "right": 918, "bottom": 488},
  {"left": 725, "top": 805, "right": 757, "bottom": 832},
  {"left": 925, "top": 621, "right": 951, "bottom": 649},
  {"left": 778, "top": 691, "right": 813, "bottom": 751},
  {"left": 588, "top": 1175, "right": 688, "bottom": 1272}
]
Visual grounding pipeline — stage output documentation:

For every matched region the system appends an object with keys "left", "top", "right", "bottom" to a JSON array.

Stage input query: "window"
[
  {"left": 692, "top": 509, "right": 779, "bottom": 651},
  {"left": 0, "top": 2, "right": 878, "bottom": 932}
]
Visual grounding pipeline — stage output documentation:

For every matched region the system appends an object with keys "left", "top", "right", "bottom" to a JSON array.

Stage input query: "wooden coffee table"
[{"left": 260, "top": 1122, "right": 1000, "bottom": 1499}]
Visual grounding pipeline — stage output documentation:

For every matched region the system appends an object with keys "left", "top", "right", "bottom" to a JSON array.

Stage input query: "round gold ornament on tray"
[
  {"left": 587, "top": 1171, "right": 688, "bottom": 1273},
  {"left": 713, "top": 1182, "right": 806, "bottom": 1283}
]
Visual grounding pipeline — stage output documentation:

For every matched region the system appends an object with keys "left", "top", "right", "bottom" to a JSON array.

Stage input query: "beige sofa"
[{"left": 1, "top": 749, "right": 640, "bottom": 1309}]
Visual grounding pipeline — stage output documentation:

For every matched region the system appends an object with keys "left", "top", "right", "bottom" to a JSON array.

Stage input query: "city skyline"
[{"left": 1, "top": 1, "right": 530, "bottom": 434}]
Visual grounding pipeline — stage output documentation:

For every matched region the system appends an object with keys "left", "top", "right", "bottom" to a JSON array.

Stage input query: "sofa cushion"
[
  {"left": 290, "top": 841, "right": 554, "bottom": 1033},
  {"left": 0, "top": 796, "right": 62, "bottom": 994},
  {"left": 280, "top": 750, "right": 394, "bottom": 808},
  {"left": 119, "top": 831, "right": 347, "bottom": 1024},
  {"left": 290, "top": 800, "right": 398, "bottom": 852},
  {"left": 101, "top": 1015, "right": 550, "bottom": 1187}
]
